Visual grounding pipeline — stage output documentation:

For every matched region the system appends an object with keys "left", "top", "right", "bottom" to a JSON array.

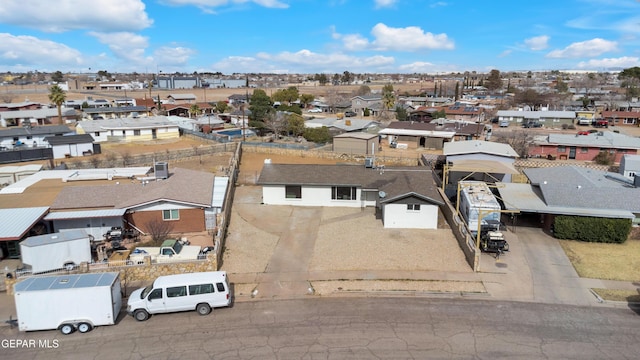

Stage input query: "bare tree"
[
  {"left": 121, "top": 151, "right": 133, "bottom": 167},
  {"left": 145, "top": 219, "right": 174, "bottom": 245},
  {"left": 493, "top": 130, "right": 533, "bottom": 158},
  {"left": 263, "top": 111, "right": 288, "bottom": 139}
]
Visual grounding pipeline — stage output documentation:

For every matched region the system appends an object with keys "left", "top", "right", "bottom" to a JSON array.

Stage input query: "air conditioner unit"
[{"left": 154, "top": 162, "right": 169, "bottom": 179}]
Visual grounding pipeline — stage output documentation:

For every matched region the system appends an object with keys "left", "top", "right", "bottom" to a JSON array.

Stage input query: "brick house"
[
  {"left": 528, "top": 131, "right": 640, "bottom": 163},
  {"left": 601, "top": 111, "right": 640, "bottom": 126}
]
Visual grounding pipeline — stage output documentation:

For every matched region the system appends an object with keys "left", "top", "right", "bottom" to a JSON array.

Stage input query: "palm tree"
[
  {"left": 48, "top": 85, "right": 66, "bottom": 125},
  {"left": 189, "top": 104, "right": 201, "bottom": 118}
]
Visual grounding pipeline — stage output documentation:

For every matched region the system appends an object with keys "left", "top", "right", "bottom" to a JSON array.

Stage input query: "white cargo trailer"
[
  {"left": 13, "top": 272, "right": 122, "bottom": 334},
  {"left": 459, "top": 181, "right": 502, "bottom": 235},
  {"left": 20, "top": 230, "right": 92, "bottom": 274}
]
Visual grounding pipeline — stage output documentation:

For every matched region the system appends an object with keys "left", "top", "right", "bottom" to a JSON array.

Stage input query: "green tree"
[
  {"left": 355, "top": 85, "right": 371, "bottom": 96},
  {"left": 555, "top": 77, "right": 569, "bottom": 93},
  {"left": 454, "top": 82, "right": 460, "bottom": 100},
  {"left": 189, "top": 104, "right": 201, "bottom": 118},
  {"left": 303, "top": 126, "right": 332, "bottom": 143},
  {"left": 432, "top": 109, "right": 446, "bottom": 119},
  {"left": 314, "top": 73, "right": 328, "bottom": 85},
  {"left": 382, "top": 84, "right": 395, "bottom": 110},
  {"left": 215, "top": 101, "right": 228, "bottom": 113},
  {"left": 278, "top": 104, "right": 302, "bottom": 115},
  {"left": 395, "top": 105, "right": 408, "bottom": 121},
  {"left": 618, "top": 67, "right": 640, "bottom": 101},
  {"left": 341, "top": 71, "right": 352, "bottom": 84},
  {"left": 248, "top": 89, "right": 273, "bottom": 122},
  {"left": 51, "top": 71, "right": 64, "bottom": 83},
  {"left": 48, "top": 84, "right": 66, "bottom": 125},
  {"left": 485, "top": 69, "right": 502, "bottom": 92},
  {"left": 299, "top": 93, "right": 314, "bottom": 108},
  {"left": 271, "top": 86, "right": 299, "bottom": 105},
  {"left": 286, "top": 113, "right": 305, "bottom": 136}
]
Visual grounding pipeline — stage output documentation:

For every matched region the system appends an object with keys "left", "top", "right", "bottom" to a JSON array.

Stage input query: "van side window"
[
  {"left": 189, "top": 284, "right": 214, "bottom": 295},
  {"left": 148, "top": 288, "right": 163, "bottom": 300},
  {"left": 216, "top": 282, "right": 225, "bottom": 292},
  {"left": 166, "top": 286, "right": 187, "bottom": 298}
]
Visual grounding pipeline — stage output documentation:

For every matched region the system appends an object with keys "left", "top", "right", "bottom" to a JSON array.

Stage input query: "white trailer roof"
[
  {"left": 14, "top": 272, "right": 119, "bottom": 292},
  {"left": 20, "top": 229, "right": 89, "bottom": 247}
]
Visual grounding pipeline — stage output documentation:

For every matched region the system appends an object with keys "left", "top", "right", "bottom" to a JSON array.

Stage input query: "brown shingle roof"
[{"left": 257, "top": 164, "right": 443, "bottom": 204}]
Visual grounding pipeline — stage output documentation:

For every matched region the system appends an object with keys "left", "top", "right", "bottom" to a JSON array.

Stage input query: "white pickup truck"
[{"left": 129, "top": 239, "right": 202, "bottom": 264}]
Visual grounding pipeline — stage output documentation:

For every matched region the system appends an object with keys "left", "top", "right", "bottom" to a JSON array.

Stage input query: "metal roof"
[
  {"left": 76, "top": 116, "right": 178, "bottom": 132},
  {"left": 334, "top": 132, "right": 378, "bottom": 140},
  {"left": 443, "top": 140, "right": 519, "bottom": 158},
  {"left": 0, "top": 207, "right": 49, "bottom": 241},
  {"left": 541, "top": 131, "right": 640, "bottom": 149},
  {"left": 448, "top": 159, "right": 520, "bottom": 175},
  {"left": 0, "top": 108, "right": 76, "bottom": 120},
  {"left": 0, "top": 164, "right": 42, "bottom": 174},
  {"left": 212, "top": 176, "right": 229, "bottom": 208},
  {"left": 44, "top": 134, "right": 95, "bottom": 145},
  {"left": 14, "top": 272, "right": 119, "bottom": 292},
  {"left": 44, "top": 209, "right": 126, "bottom": 221},
  {"left": 378, "top": 128, "right": 456, "bottom": 139},
  {"left": 21, "top": 229, "right": 90, "bottom": 247},
  {"left": 0, "top": 125, "right": 72, "bottom": 137}
]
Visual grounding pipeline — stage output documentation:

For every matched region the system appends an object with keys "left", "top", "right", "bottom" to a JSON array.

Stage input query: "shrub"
[{"left": 554, "top": 215, "right": 631, "bottom": 243}]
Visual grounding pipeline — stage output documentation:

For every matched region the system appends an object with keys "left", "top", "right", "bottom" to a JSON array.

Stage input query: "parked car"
[
  {"left": 308, "top": 108, "right": 322, "bottom": 113},
  {"left": 345, "top": 111, "right": 357, "bottom": 117},
  {"left": 522, "top": 121, "right": 542, "bottom": 128}
]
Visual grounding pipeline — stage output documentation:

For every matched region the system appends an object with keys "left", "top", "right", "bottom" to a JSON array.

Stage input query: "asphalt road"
[{"left": 1, "top": 297, "right": 639, "bottom": 359}]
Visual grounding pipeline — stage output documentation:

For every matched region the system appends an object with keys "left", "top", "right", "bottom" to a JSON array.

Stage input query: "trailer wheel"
[
  {"left": 196, "top": 303, "right": 211, "bottom": 316},
  {"left": 59, "top": 323, "right": 75, "bottom": 335},
  {"left": 134, "top": 309, "right": 149, "bottom": 321},
  {"left": 77, "top": 322, "right": 92, "bottom": 333}
]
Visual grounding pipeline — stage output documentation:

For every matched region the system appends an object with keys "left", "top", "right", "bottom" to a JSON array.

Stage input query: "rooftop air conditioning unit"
[{"left": 154, "top": 161, "right": 169, "bottom": 179}]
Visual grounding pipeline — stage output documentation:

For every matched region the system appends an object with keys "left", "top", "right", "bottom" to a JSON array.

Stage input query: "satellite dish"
[{"left": 378, "top": 191, "right": 386, "bottom": 198}]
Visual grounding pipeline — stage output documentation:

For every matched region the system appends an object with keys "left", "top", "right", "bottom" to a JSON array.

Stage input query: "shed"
[
  {"left": 44, "top": 134, "right": 95, "bottom": 159},
  {"left": 333, "top": 132, "right": 379, "bottom": 155}
]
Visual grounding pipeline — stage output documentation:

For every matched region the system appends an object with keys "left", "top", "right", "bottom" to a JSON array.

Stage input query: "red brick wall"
[
  {"left": 126, "top": 208, "right": 205, "bottom": 233},
  {"left": 528, "top": 145, "right": 637, "bottom": 163}
]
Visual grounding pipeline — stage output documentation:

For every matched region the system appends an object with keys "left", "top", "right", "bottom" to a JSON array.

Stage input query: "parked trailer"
[
  {"left": 458, "top": 181, "right": 502, "bottom": 235},
  {"left": 20, "top": 230, "right": 91, "bottom": 274},
  {"left": 13, "top": 272, "right": 122, "bottom": 335}
]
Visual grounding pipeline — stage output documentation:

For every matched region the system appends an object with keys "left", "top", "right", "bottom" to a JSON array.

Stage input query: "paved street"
[{"left": 1, "top": 297, "right": 639, "bottom": 359}]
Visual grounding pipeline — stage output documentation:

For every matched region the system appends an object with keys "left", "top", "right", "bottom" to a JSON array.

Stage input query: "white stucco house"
[{"left": 257, "top": 163, "right": 444, "bottom": 229}]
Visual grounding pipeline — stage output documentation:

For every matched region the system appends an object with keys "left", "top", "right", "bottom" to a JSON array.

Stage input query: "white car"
[{"left": 308, "top": 108, "right": 322, "bottom": 113}]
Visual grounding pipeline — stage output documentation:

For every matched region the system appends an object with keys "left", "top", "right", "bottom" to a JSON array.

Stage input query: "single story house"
[
  {"left": 167, "top": 93, "right": 197, "bottom": 104},
  {"left": 444, "top": 103, "right": 484, "bottom": 122},
  {"left": 0, "top": 164, "right": 42, "bottom": 186},
  {"left": 496, "top": 110, "right": 576, "bottom": 127},
  {"left": 0, "top": 108, "right": 77, "bottom": 127},
  {"left": 44, "top": 134, "right": 96, "bottom": 159},
  {"left": 305, "top": 117, "right": 380, "bottom": 135},
  {"left": 0, "top": 207, "right": 49, "bottom": 259},
  {"left": 0, "top": 101, "right": 42, "bottom": 112},
  {"left": 619, "top": 154, "right": 640, "bottom": 180},
  {"left": 442, "top": 140, "right": 520, "bottom": 188},
  {"left": 601, "top": 111, "right": 640, "bottom": 126},
  {"left": 82, "top": 106, "right": 150, "bottom": 120},
  {"left": 0, "top": 125, "right": 73, "bottom": 150},
  {"left": 64, "top": 98, "right": 111, "bottom": 110},
  {"left": 528, "top": 131, "right": 640, "bottom": 163},
  {"left": 351, "top": 95, "right": 382, "bottom": 116},
  {"left": 379, "top": 122, "right": 457, "bottom": 150},
  {"left": 257, "top": 163, "right": 444, "bottom": 229},
  {"left": 75, "top": 116, "right": 180, "bottom": 143},
  {"left": 497, "top": 166, "right": 640, "bottom": 230}
]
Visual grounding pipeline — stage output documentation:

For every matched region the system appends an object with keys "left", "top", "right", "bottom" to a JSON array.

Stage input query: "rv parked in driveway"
[
  {"left": 127, "top": 271, "right": 231, "bottom": 321},
  {"left": 13, "top": 272, "right": 122, "bottom": 335}
]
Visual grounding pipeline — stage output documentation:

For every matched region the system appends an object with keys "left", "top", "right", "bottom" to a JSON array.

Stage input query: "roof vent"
[{"left": 379, "top": 191, "right": 387, "bottom": 198}]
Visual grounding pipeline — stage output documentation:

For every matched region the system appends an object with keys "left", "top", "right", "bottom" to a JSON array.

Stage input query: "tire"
[
  {"left": 59, "top": 323, "right": 75, "bottom": 335},
  {"left": 77, "top": 322, "right": 92, "bottom": 333},
  {"left": 196, "top": 303, "right": 211, "bottom": 316},
  {"left": 134, "top": 309, "right": 149, "bottom": 321}
]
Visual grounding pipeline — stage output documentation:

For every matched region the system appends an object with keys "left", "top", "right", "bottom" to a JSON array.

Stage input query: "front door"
[
  {"left": 152, "top": 129, "right": 157, "bottom": 139},
  {"left": 569, "top": 146, "right": 576, "bottom": 159}
]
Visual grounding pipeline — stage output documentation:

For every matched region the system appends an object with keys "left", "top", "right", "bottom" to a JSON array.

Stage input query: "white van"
[{"left": 127, "top": 271, "right": 231, "bottom": 321}]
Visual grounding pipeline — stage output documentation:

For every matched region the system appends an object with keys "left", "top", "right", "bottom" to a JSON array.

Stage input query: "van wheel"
[
  {"left": 196, "top": 303, "right": 211, "bottom": 316},
  {"left": 59, "top": 323, "right": 75, "bottom": 335},
  {"left": 134, "top": 309, "right": 149, "bottom": 321},
  {"left": 77, "top": 322, "right": 92, "bottom": 333}
]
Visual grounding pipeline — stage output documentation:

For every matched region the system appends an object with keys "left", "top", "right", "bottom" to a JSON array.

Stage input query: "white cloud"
[
  {"left": 0, "top": 0, "right": 152, "bottom": 32},
  {"left": 154, "top": 46, "right": 196, "bottom": 67},
  {"left": 398, "top": 61, "right": 457, "bottom": 73},
  {"left": 577, "top": 56, "right": 640, "bottom": 69},
  {"left": 374, "top": 0, "right": 398, "bottom": 9},
  {"left": 160, "top": 0, "right": 288, "bottom": 11},
  {"left": 212, "top": 49, "right": 394, "bottom": 73},
  {"left": 334, "top": 23, "right": 454, "bottom": 52},
  {"left": 0, "top": 33, "right": 83, "bottom": 70},
  {"left": 89, "top": 32, "right": 151, "bottom": 64},
  {"left": 498, "top": 50, "right": 512, "bottom": 57},
  {"left": 524, "top": 35, "right": 549, "bottom": 51},
  {"left": 546, "top": 38, "right": 618, "bottom": 58},
  {"left": 429, "top": 1, "right": 448, "bottom": 8}
]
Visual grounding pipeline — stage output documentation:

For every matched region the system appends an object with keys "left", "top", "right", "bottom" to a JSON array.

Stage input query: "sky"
[{"left": 0, "top": 0, "right": 639, "bottom": 75}]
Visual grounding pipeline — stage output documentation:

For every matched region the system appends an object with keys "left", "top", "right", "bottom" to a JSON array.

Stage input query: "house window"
[
  {"left": 134, "top": 129, "right": 141, "bottom": 136},
  {"left": 285, "top": 185, "right": 302, "bottom": 199},
  {"left": 95, "top": 132, "right": 100, "bottom": 137},
  {"left": 162, "top": 209, "right": 180, "bottom": 221},
  {"left": 557, "top": 146, "right": 566, "bottom": 153},
  {"left": 407, "top": 204, "right": 421, "bottom": 211},
  {"left": 617, "top": 149, "right": 626, "bottom": 153},
  {"left": 331, "top": 186, "right": 357, "bottom": 200},
  {"left": 580, "top": 147, "right": 588, "bottom": 153}
]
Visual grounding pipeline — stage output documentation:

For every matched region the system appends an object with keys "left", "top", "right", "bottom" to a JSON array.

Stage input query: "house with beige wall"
[{"left": 75, "top": 116, "right": 180, "bottom": 143}]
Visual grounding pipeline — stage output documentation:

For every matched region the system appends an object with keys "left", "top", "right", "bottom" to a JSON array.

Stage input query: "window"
[
  {"left": 148, "top": 288, "right": 163, "bottom": 300},
  {"left": 331, "top": 186, "right": 357, "bottom": 200},
  {"left": 285, "top": 185, "right": 302, "bottom": 199},
  {"left": 580, "top": 147, "right": 588, "bottom": 153},
  {"left": 189, "top": 283, "right": 214, "bottom": 295},
  {"left": 609, "top": 149, "right": 615, "bottom": 154},
  {"left": 216, "top": 282, "right": 226, "bottom": 292},
  {"left": 407, "top": 204, "right": 421, "bottom": 211},
  {"left": 162, "top": 209, "right": 180, "bottom": 221},
  {"left": 557, "top": 146, "right": 566, "bottom": 153},
  {"left": 166, "top": 286, "right": 187, "bottom": 298},
  {"left": 617, "top": 148, "right": 626, "bottom": 153},
  {"left": 134, "top": 129, "right": 141, "bottom": 136},
  {"left": 95, "top": 132, "right": 100, "bottom": 137}
]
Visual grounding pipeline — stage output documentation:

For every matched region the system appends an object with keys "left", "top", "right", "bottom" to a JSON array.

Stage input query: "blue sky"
[{"left": 0, "top": 0, "right": 639, "bottom": 74}]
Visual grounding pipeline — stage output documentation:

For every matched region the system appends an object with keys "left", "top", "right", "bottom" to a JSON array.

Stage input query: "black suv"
[{"left": 344, "top": 111, "right": 357, "bottom": 117}]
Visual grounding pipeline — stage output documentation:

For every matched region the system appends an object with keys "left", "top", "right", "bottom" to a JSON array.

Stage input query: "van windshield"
[{"left": 141, "top": 285, "right": 153, "bottom": 299}]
